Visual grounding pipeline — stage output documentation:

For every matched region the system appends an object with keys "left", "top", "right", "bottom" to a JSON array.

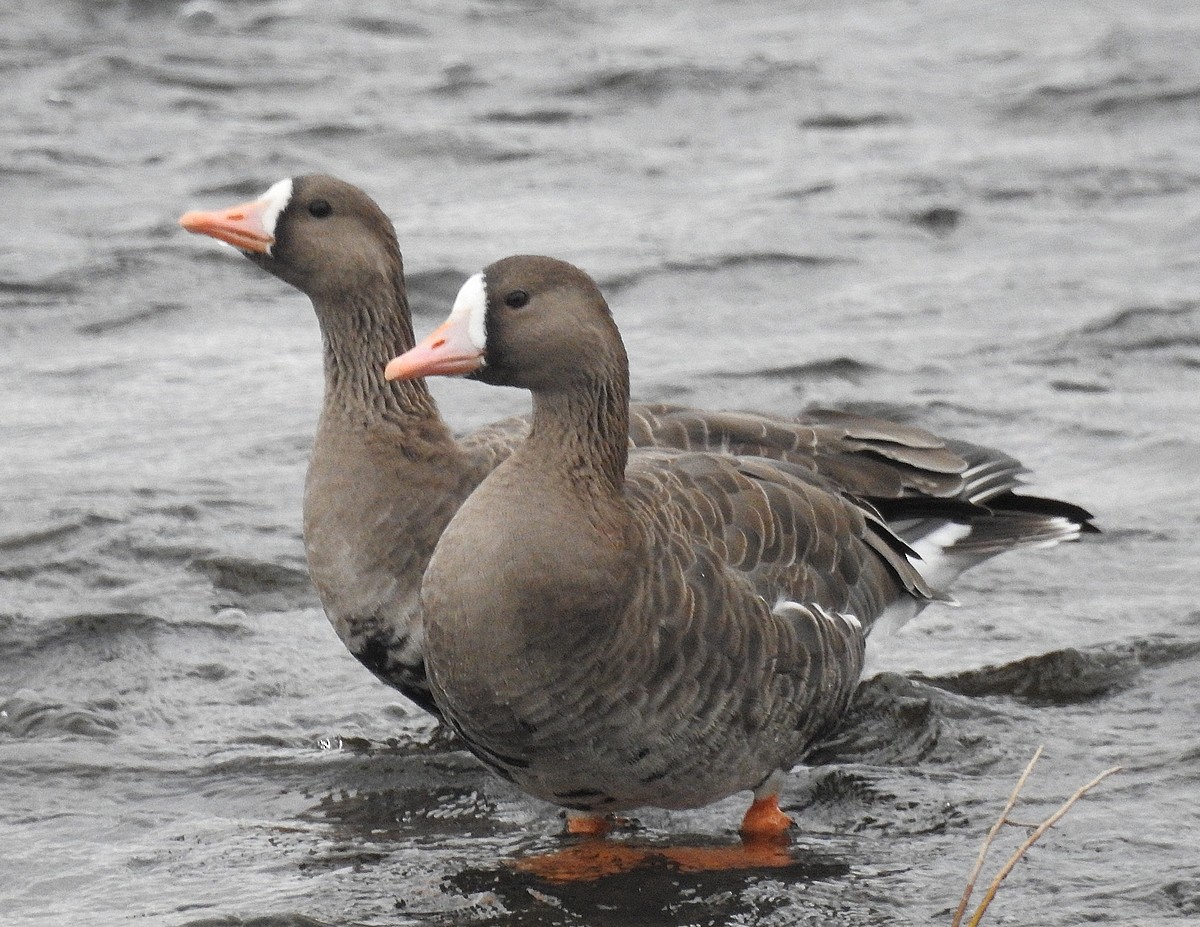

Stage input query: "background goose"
[
  {"left": 180, "top": 176, "right": 1092, "bottom": 716},
  {"left": 384, "top": 254, "right": 1096, "bottom": 837}
]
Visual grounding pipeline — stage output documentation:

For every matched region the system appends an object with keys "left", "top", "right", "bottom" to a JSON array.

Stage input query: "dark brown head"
[
  {"left": 179, "top": 174, "right": 403, "bottom": 303},
  {"left": 385, "top": 254, "right": 626, "bottom": 394}
]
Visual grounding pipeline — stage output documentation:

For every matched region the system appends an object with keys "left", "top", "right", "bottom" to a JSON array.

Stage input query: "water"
[{"left": 2, "top": 1, "right": 1198, "bottom": 924}]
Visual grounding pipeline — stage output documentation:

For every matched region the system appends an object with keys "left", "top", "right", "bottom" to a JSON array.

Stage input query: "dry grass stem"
[
  {"left": 951, "top": 745, "right": 1043, "bottom": 927},
  {"left": 951, "top": 746, "right": 1121, "bottom": 927}
]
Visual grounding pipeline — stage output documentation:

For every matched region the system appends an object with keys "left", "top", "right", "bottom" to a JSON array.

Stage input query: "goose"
[
  {"left": 181, "top": 177, "right": 1092, "bottom": 720},
  {"left": 384, "top": 254, "right": 1095, "bottom": 837}
]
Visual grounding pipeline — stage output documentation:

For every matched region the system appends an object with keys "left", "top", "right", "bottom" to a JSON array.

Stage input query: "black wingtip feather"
[{"left": 985, "top": 491, "right": 1100, "bottom": 533}]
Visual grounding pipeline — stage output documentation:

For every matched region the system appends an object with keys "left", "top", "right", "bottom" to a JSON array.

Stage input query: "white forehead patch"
[
  {"left": 257, "top": 177, "right": 294, "bottom": 252},
  {"left": 448, "top": 272, "right": 489, "bottom": 351}
]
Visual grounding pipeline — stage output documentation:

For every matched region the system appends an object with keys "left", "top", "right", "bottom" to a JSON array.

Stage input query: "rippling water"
[{"left": 3, "top": 1, "right": 1199, "bottom": 924}]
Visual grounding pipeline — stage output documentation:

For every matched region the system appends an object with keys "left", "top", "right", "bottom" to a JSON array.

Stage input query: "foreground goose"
[
  {"left": 180, "top": 176, "right": 1091, "bottom": 720},
  {"left": 384, "top": 255, "right": 1095, "bottom": 837}
]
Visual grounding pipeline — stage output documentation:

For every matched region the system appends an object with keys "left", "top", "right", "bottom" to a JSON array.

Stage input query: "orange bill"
[
  {"left": 385, "top": 314, "right": 484, "bottom": 380},
  {"left": 179, "top": 199, "right": 275, "bottom": 254}
]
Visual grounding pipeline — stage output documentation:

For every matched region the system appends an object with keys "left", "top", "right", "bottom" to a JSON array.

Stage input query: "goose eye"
[
  {"left": 503, "top": 289, "right": 529, "bottom": 309},
  {"left": 308, "top": 199, "right": 332, "bottom": 218}
]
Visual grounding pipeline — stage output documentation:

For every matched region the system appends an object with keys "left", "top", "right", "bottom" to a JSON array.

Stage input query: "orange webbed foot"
[
  {"left": 738, "top": 794, "right": 795, "bottom": 843},
  {"left": 565, "top": 812, "right": 612, "bottom": 837}
]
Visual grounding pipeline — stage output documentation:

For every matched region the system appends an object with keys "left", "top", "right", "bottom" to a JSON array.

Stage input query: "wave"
[
  {"left": 909, "top": 205, "right": 962, "bottom": 235},
  {"left": 919, "top": 634, "right": 1200, "bottom": 705},
  {"left": 1007, "top": 77, "right": 1200, "bottom": 121},
  {"left": 1027, "top": 301, "right": 1200, "bottom": 373},
  {"left": 479, "top": 108, "right": 586, "bottom": 126},
  {"left": 342, "top": 14, "right": 430, "bottom": 38},
  {"left": 1073, "top": 301, "right": 1200, "bottom": 352},
  {"left": 0, "top": 693, "right": 120, "bottom": 740},
  {"left": 807, "top": 672, "right": 1005, "bottom": 770},
  {"left": 1, "top": 610, "right": 253, "bottom": 660},
  {"left": 715, "top": 356, "right": 882, "bottom": 384},
  {"left": 0, "top": 271, "right": 86, "bottom": 307},
  {"left": 0, "top": 512, "right": 121, "bottom": 556},
  {"left": 351, "top": 127, "right": 536, "bottom": 165},
  {"left": 806, "top": 633, "right": 1200, "bottom": 776},
  {"left": 601, "top": 252, "right": 847, "bottom": 296},
  {"left": 192, "top": 555, "right": 315, "bottom": 612},
  {"left": 282, "top": 122, "right": 375, "bottom": 144},
  {"left": 557, "top": 56, "right": 809, "bottom": 102},
  {"left": 558, "top": 64, "right": 733, "bottom": 101},
  {"left": 76, "top": 301, "right": 188, "bottom": 335},
  {"left": 799, "top": 112, "right": 905, "bottom": 130}
]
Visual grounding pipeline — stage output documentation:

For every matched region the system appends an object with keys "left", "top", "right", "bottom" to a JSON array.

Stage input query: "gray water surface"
[{"left": 3, "top": 1, "right": 1199, "bottom": 924}]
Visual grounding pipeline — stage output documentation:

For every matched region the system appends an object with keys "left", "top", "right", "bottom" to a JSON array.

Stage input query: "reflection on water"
[{"left": 454, "top": 838, "right": 852, "bottom": 926}]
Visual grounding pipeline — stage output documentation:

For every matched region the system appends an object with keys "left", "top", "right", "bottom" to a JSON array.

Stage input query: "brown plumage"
[
  {"left": 181, "top": 178, "right": 1094, "bottom": 724},
  {"left": 386, "top": 255, "right": 1095, "bottom": 835}
]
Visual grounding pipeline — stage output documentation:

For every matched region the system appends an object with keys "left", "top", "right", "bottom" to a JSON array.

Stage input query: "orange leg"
[
  {"left": 565, "top": 811, "right": 612, "bottom": 837},
  {"left": 738, "top": 794, "right": 794, "bottom": 842}
]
